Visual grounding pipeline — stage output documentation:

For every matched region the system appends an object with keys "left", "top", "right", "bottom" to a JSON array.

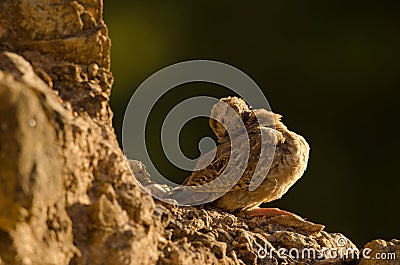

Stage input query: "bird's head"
[{"left": 209, "top": 97, "right": 249, "bottom": 143}]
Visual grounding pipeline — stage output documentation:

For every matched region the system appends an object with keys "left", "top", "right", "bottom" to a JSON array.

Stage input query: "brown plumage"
[{"left": 183, "top": 97, "right": 310, "bottom": 213}]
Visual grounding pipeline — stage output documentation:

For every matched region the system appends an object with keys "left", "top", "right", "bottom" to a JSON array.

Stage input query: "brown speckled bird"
[{"left": 183, "top": 97, "right": 310, "bottom": 217}]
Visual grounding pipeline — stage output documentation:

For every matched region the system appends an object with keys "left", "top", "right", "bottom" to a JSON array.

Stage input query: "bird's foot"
[{"left": 245, "top": 207, "right": 296, "bottom": 218}]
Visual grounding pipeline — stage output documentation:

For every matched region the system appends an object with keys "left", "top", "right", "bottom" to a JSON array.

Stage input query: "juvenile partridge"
[{"left": 182, "top": 97, "right": 310, "bottom": 216}]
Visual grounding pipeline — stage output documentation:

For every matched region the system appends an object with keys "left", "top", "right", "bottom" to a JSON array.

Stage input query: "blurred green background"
[{"left": 104, "top": 1, "right": 400, "bottom": 247}]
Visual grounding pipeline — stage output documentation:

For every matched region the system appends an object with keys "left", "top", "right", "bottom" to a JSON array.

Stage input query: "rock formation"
[{"left": 0, "top": 1, "right": 398, "bottom": 264}]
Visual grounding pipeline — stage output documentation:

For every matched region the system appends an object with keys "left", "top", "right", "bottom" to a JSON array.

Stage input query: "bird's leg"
[{"left": 245, "top": 207, "right": 295, "bottom": 218}]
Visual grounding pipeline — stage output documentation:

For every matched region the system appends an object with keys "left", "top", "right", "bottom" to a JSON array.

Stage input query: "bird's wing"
[{"left": 183, "top": 127, "right": 283, "bottom": 193}]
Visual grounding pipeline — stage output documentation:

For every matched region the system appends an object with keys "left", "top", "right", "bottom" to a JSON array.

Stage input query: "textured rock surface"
[
  {"left": 359, "top": 240, "right": 400, "bottom": 265},
  {"left": 0, "top": 52, "right": 75, "bottom": 265},
  {"left": 0, "top": 1, "right": 161, "bottom": 264},
  {"left": 156, "top": 203, "right": 354, "bottom": 264},
  {"left": 0, "top": 1, "right": 398, "bottom": 265}
]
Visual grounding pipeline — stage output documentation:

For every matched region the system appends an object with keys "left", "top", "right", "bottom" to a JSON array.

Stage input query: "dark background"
[{"left": 104, "top": 1, "right": 400, "bottom": 247}]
